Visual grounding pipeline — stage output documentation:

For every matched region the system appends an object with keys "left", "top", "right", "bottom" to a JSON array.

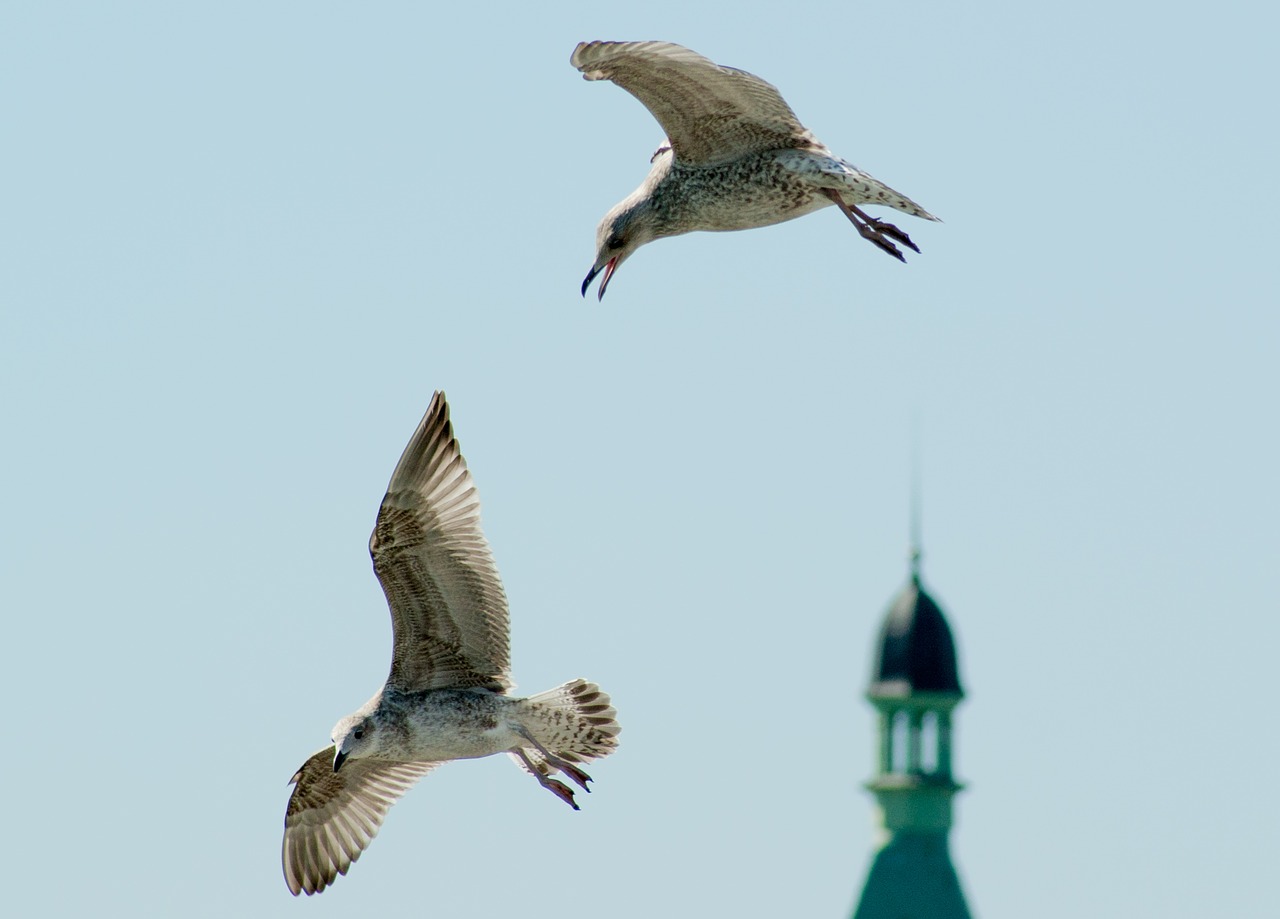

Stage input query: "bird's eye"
[
  {"left": 353, "top": 729, "right": 364, "bottom": 740},
  {"left": 607, "top": 235, "right": 624, "bottom": 250}
]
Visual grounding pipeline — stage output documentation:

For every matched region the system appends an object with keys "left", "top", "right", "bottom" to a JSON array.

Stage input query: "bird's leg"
[
  {"left": 513, "top": 726, "right": 594, "bottom": 791},
  {"left": 511, "top": 747, "right": 582, "bottom": 810},
  {"left": 820, "top": 189, "right": 920, "bottom": 260}
]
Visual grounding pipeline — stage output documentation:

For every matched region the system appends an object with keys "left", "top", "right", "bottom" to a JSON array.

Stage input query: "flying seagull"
[
  {"left": 282, "top": 392, "right": 620, "bottom": 896},
  {"left": 572, "top": 40, "right": 939, "bottom": 299}
]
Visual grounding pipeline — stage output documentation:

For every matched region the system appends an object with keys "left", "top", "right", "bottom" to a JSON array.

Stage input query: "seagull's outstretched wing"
[
  {"left": 282, "top": 747, "right": 439, "bottom": 896},
  {"left": 571, "top": 40, "right": 820, "bottom": 166},
  {"left": 370, "top": 391, "right": 512, "bottom": 693}
]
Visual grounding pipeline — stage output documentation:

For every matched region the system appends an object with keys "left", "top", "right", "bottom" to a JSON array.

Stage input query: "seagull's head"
[
  {"left": 581, "top": 197, "right": 659, "bottom": 301},
  {"left": 330, "top": 714, "right": 377, "bottom": 773},
  {"left": 581, "top": 145, "right": 675, "bottom": 301}
]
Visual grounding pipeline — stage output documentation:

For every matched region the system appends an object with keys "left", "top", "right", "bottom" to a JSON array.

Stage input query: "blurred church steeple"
[{"left": 850, "top": 540, "right": 974, "bottom": 919}]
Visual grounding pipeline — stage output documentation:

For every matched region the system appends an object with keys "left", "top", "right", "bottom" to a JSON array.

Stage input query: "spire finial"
[{"left": 909, "top": 414, "right": 922, "bottom": 584}]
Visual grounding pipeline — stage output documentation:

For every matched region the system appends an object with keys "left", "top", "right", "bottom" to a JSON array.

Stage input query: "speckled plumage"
[
  {"left": 282, "top": 393, "right": 619, "bottom": 896},
  {"left": 572, "top": 40, "right": 940, "bottom": 298}
]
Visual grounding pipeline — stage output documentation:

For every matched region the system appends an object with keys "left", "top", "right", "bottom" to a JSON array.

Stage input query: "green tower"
[{"left": 851, "top": 551, "right": 974, "bottom": 919}]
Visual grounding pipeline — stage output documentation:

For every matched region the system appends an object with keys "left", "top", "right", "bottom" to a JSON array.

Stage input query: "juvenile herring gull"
[
  {"left": 282, "top": 392, "right": 620, "bottom": 895},
  {"left": 572, "top": 40, "right": 940, "bottom": 299}
]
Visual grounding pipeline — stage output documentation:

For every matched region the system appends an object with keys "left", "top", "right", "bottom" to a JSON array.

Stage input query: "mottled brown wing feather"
[
  {"left": 370, "top": 392, "right": 512, "bottom": 693},
  {"left": 282, "top": 747, "right": 439, "bottom": 896},
  {"left": 571, "top": 40, "right": 821, "bottom": 165}
]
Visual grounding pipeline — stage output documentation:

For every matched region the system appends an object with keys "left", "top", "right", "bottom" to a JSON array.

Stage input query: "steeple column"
[
  {"left": 937, "top": 709, "right": 953, "bottom": 778},
  {"left": 876, "top": 707, "right": 893, "bottom": 774},
  {"left": 906, "top": 708, "right": 923, "bottom": 773}
]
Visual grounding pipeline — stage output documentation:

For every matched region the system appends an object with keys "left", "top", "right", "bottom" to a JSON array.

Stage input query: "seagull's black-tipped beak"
[
  {"left": 332, "top": 750, "right": 347, "bottom": 773},
  {"left": 581, "top": 263, "right": 601, "bottom": 298},
  {"left": 582, "top": 257, "right": 619, "bottom": 301}
]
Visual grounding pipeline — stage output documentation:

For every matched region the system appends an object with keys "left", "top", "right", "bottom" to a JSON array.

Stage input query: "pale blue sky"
[{"left": 2, "top": 2, "right": 1277, "bottom": 917}]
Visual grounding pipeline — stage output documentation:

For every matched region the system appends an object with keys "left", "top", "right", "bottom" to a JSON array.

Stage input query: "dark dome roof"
[{"left": 869, "top": 573, "right": 963, "bottom": 696}]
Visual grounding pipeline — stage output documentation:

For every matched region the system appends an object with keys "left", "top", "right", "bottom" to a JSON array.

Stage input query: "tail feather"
[
  {"left": 849, "top": 173, "right": 938, "bottom": 221},
  {"left": 818, "top": 157, "right": 939, "bottom": 221},
  {"left": 510, "top": 679, "right": 620, "bottom": 777}
]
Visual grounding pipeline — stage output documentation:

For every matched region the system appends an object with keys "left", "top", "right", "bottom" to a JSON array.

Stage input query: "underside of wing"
[
  {"left": 571, "top": 40, "right": 820, "bottom": 165},
  {"left": 282, "top": 747, "right": 439, "bottom": 896},
  {"left": 370, "top": 392, "right": 512, "bottom": 693}
]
